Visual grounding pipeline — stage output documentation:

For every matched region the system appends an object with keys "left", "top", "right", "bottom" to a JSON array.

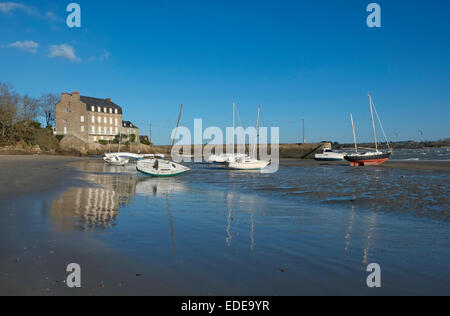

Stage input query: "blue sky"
[{"left": 0, "top": 0, "right": 449, "bottom": 145}]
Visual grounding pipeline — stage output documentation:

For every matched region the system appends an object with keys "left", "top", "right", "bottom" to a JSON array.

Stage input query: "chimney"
[
  {"left": 105, "top": 98, "right": 112, "bottom": 102},
  {"left": 72, "top": 90, "right": 80, "bottom": 100},
  {"left": 60, "top": 92, "right": 70, "bottom": 101}
]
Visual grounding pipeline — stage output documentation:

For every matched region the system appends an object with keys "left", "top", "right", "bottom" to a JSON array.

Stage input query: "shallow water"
[
  {"left": 2, "top": 160, "right": 449, "bottom": 295},
  {"left": 40, "top": 160, "right": 450, "bottom": 295},
  {"left": 391, "top": 147, "right": 450, "bottom": 161}
]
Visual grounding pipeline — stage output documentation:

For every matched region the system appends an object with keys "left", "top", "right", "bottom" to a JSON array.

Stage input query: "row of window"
[
  {"left": 80, "top": 115, "right": 119, "bottom": 126},
  {"left": 91, "top": 106, "right": 119, "bottom": 115},
  {"left": 84, "top": 126, "right": 119, "bottom": 134},
  {"left": 89, "top": 116, "right": 119, "bottom": 125},
  {"left": 76, "top": 126, "right": 135, "bottom": 135}
]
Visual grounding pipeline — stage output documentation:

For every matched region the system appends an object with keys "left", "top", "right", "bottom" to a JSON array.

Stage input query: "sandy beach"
[
  {"left": 0, "top": 155, "right": 85, "bottom": 200},
  {"left": 0, "top": 155, "right": 449, "bottom": 295}
]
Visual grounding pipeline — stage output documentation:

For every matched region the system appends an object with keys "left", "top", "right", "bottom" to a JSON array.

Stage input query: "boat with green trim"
[{"left": 136, "top": 159, "right": 190, "bottom": 177}]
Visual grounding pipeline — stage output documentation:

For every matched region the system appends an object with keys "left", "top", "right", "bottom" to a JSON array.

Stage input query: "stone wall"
[
  {"left": 153, "top": 143, "right": 332, "bottom": 159},
  {"left": 55, "top": 92, "right": 88, "bottom": 142}
]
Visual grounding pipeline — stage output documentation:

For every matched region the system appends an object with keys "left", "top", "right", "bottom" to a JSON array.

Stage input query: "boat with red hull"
[
  {"left": 344, "top": 152, "right": 391, "bottom": 166},
  {"left": 346, "top": 94, "right": 392, "bottom": 167}
]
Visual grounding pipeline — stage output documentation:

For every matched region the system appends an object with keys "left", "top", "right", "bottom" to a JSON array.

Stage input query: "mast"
[
  {"left": 302, "top": 119, "right": 305, "bottom": 144},
  {"left": 171, "top": 104, "right": 183, "bottom": 160},
  {"left": 350, "top": 113, "right": 358, "bottom": 153},
  {"left": 118, "top": 126, "right": 121, "bottom": 153},
  {"left": 129, "top": 128, "right": 132, "bottom": 153},
  {"left": 253, "top": 106, "right": 261, "bottom": 159},
  {"left": 233, "top": 101, "right": 235, "bottom": 154},
  {"left": 149, "top": 123, "right": 152, "bottom": 144},
  {"left": 369, "top": 94, "right": 378, "bottom": 152}
]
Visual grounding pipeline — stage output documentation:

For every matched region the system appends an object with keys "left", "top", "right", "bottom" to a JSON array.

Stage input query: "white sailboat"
[
  {"left": 103, "top": 126, "right": 131, "bottom": 166},
  {"left": 136, "top": 104, "right": 190, "bottom": 177},
  {"left": 207, "top": 102, "right": 246, "bottom": 164},
  {"left": 103, "top": 155, "right": 129, "bottom": 166},
  {"left": 104, "top": 152, "right": 162, "bottom": 160},
  {"left": 227, "top": 156, "right": 270, "bottom": 170},
  {"left": 136, "top": 159, "right": 190, "bottom": 177},
  {"left": 104, "top": 126, "right": 165, "bottom": 164},
  {"left": 227, "top": 106, "right": 270, "bottom": 170}
]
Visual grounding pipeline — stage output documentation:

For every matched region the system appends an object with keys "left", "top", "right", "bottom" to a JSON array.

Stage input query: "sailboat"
[
  {"left": 207, "top": 102, "right": 246, "bottom": 164},
  {"left": 344, "top": 94, "right": 392, "bottom": 166},
  {"left": 136, "top": 104, "right": 190, "bottom": 177},
  {"left": 227, "top": 106, "right": 270, "bottom": 170},
  {"left": 103, "top": 127, "right": 130, "bottom": 166},
  {"left": 136, "top": 159, "right": 190, "bottom": 177},
  {"left": 104, "top": 155, "right": 130, "bottom": 166}
]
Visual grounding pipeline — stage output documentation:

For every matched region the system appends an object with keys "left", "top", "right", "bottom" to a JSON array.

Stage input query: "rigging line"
[
  {"left": 259, "top": 110, "right": 266, "bottom": 127},
  {"left": 235, "top": 103, "right": 245, "bottom": 128},
  {"left": 371, "top": 99, "right": 391, "bottom": 149}
]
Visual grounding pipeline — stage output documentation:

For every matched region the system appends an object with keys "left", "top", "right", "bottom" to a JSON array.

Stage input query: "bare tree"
[
  {"left": 39, "top": 93, "right": 59, "bottom": 127},
  {"left": 19, "top": 94, "right": 39, "bottom": 122},
  {"left": 0, "top": 83, "right": 19, "bottom": 140}
]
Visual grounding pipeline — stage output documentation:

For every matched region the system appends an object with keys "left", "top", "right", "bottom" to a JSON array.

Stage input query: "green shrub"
[
  {"left": 2, "top": 120, "right": 59, "bottom": 151},
  {"left": 34, "top": 128, "right": 59, "bottom": 151},
  {"left": 98, "top": 140, "right": 109, "bottom": 146}
]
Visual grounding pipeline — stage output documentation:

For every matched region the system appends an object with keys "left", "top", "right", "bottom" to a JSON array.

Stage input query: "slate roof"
[
  {"left": 122, "top": 120, "right": 139, "bottom": 129},
  {"left": 80, "top": 96, "right": 123, "bottom": 115}
]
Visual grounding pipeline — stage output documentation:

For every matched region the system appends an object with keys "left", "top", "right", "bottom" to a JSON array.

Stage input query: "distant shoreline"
[
  {"left": 333, "top": 139, "right": 450, "bottom": 150},
  {"left": 1, "top": 140, "right": 449, "bottom": 161}
]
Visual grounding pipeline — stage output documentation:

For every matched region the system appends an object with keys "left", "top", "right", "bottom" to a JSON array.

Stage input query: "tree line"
[{"left": 0, "top": 82, "right": 59, "bottom": 145}]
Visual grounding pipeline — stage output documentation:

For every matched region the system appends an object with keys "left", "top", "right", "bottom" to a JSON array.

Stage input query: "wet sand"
[
  {"left": 0, "top": 156, "right": 184, "bottom": 295},
  {"left": 0, "top": 155, "right": 85, "bottom": 200},
  {"left": 280, "top": 158, "right": 450, "bottom": 171},
  {"left": 1, "top": 155, "right": 449, "bottom": 295}
]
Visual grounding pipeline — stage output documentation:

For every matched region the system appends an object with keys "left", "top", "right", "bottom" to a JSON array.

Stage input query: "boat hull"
[
  {"left": 227, "top": 160, "right": 270, "bottom": 170},
  {"left": 314, "top": 158, "right": 344, "bottom": 161},
  {"left": 136, "top": 169, "right": 188, "bottom": 177},
  {"left": 314, "top": 152, "right": 345, "bottom": 161},
  {"left": 103, "top": 156, "right": 129, "bottom": 166},
  {"left": 136, "top": 159, "right": 190, "bottom": 177},
  {"left": 344, "top": 152, "right": 391, "bottom": 166}
]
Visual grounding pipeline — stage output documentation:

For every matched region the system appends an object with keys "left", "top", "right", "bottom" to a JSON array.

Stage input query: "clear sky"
[{"left": 1, "top": 0, "right": 449, "bottom": 145}]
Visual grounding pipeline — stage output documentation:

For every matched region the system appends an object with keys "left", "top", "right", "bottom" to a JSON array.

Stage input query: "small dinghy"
[
  {"left": 103, "top": 155, "right": 129, "bottom": 166},
  {"left": 136, "top": 159, "right": 190, "bottom": 177}
]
